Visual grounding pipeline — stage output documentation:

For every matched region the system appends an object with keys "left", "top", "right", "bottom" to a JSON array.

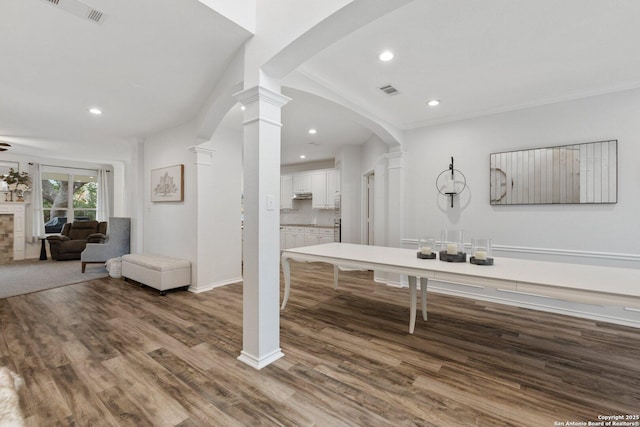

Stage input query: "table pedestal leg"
[
  {"left": 420, "top": 277, "right": 428, "bottom": 321},
  {"left": 334, "top": 265, "right": 339, "bottom": 289},
  {"left": 408, "top": 276, "right": 417, "bottom": 334},
  {"left": 281, "top": 255, "right": 291, "bottom": 310}
]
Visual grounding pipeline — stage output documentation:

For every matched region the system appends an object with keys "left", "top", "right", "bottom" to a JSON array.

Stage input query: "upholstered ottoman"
[{"left": 121, "top": 254, "right": 191, "bottom": 295}]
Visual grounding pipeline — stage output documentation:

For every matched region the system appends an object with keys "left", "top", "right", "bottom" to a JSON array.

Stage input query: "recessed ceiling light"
[
  {"left": 427, "top": 99, "right": 440, "bottom": 107},
  {"left": 308, "top": 129, "right": 317, "bottom": 134},
  {"left": 89, "top": 108, "right": 102, "bottom": 115},
  {"left": 240, "top": 105, "right": 245, "bottom": 111},
  {"left": 379, "top": 51, "right": 394, "bottom": 62},
  {"left": 299, "top": 155, "right": 306, "bottom": 159}
]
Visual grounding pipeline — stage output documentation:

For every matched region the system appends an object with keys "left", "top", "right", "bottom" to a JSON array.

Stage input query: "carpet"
[{"left": 0, "top": 260, "right": 108, "bottom": 299}]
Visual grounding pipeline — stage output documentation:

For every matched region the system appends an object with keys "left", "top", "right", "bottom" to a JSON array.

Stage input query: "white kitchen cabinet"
[
  {"left": 304, "top": 227, "right": 319, "bottom": 246},
  {"left": 294, "top": 233, "right": 305, "bottom": 247},
  {"left": 293, "top": 173, "right": 312, "bottom": 193},
  {"left": 284, "top": 226, "right": 305, "bottom": 249},
  {"left": 311, "top": 169, "right": 336, "bottom": 209},
  {"left": 311, "top": 172, "right": 327, "bottom": 208},
  {"left": 327, "top": 169, "right": 336, "bottom": 204},
  {"left": 283, "top": 225, "right": 333, "bottom": 248},
  {"left": 280, "top": 175, "right": 293, "bottom": 209},
  {"left": 303, "top": 227, "right": 335, "bottom": 246},
  {"left": 318, "top": 229, "right": 334, "bottom": 244}
]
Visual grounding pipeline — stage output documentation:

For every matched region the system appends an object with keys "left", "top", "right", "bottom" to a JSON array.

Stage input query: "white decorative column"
[
  {"left": 188, "top": 145, "right": 215, "bottom": 293},
  {"left": 234, "top": 85, "right": 291, "bottom": 369}
]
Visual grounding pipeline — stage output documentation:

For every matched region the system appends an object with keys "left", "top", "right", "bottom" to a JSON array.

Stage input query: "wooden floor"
[{"left": 1, "top": 261, "right": 639, "bottom": 426}]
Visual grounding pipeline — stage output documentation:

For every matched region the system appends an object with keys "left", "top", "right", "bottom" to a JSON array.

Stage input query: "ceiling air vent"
[
  {"left": 40, "top": 0, "right": 106, "bottom": 25},
  {"left": 379, "top": 84, "right": 399, "bottom": 96},
  {"left": 87, "top": 8, "right": 104, "bottom": 23}
]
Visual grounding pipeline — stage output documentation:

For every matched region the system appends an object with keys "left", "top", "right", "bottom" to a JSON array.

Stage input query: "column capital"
[
  {"left": 188, "top": 146, "right": 216, "bottom": 166},
  {"left": 375, "top": 150, "right": 404, "bottom": 170},
  {"left": 233, "top": 85, "right": 291, "bottom": 108},
  {"left": 387, "top": 150, "right": 404, "bottom": 170}
]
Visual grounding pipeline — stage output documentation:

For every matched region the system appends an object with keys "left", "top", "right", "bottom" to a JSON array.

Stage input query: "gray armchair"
[{"left": 81, "top": 217, "right": 131, "bottom": 272}]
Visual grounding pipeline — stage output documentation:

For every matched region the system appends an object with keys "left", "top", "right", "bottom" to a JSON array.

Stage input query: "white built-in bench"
[{"left": 121, "top": 254, "right": 191, "bottom": 295}]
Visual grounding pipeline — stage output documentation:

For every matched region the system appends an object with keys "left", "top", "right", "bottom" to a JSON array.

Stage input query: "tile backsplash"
[{"left": 280, "top": 199, "right": 335, "bottom": 226}]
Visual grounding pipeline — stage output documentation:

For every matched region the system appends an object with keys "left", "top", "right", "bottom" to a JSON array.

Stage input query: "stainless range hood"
[{"left": 292, "top": 192, "right": 312, "bottom": 200}]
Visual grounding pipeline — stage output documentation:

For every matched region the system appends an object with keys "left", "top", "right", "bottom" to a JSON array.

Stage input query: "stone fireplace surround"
[{"left": 0, "top": 202, "right": 27, "bottom": 262}]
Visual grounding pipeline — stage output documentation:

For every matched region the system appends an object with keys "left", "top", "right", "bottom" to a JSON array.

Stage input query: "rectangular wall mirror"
[{"left": 490, "top": 140, "right": 617, "bottom": 205}]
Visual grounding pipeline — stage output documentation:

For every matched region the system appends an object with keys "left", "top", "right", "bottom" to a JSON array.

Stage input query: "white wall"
[
  {"left": 363, "top": 135, "right": 390, "bottom": 247},
  {"left": 361, "top": 135, "right": 388, "bottom": 174},
  {"left": 143, "top": 121, "right": 198, "bottom": 268},
  {"left": 336, "top": 145, "right": 362, "bottom": 243},
  {"left": 392, "top": 89, "right": 640, "bottom": 326},
  {"left": 142, "top": 120, "right": 243, "bottom": 291},
  {"left": 336, "top": 135, "right": 391, "bottom": 245},
  {"left": 202, "top": 126, "right": 243, "bottom": 288},
  {"left": 404, "top": 88, "right": 640, "bottom": 268}
]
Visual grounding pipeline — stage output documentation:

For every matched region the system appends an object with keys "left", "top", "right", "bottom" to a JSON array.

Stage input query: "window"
[{"left": 42, "top": 167, "right": 98, "bottom": 229}]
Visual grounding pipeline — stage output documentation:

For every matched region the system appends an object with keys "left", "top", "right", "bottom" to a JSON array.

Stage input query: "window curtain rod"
[{"left": 28, "top": 162, "right": 111, "bottom": 172}]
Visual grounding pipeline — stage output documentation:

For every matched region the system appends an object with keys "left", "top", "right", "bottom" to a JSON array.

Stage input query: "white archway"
[{"left": 194, "top": 0, "right": 414, "bottom": 370}]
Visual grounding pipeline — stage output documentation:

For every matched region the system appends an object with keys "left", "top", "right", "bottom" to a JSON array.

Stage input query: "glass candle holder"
[
  {"left": 419, "top": 237, "right": 435, "bottom": 255},
  {"left": 441, "top": 229, "right": 464, "bottom": 254},
  {"left": 470, "top": 238, "right": 494, "bottom": 265},
  {"left": 439, "top": 229, "right": 466, "bottom": 262},
  {"left": 417, "top": 237, "right": 437, "bottom": 259}
]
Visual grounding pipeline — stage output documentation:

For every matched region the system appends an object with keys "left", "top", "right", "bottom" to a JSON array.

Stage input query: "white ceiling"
[
  {"left": 3, "top": 0, "right": 640, "bottom": 165},
  {"left": 0, "top": 0, "right": 251, "bottom": 161},
  {"left": 300, "top": 0, "right": 640, "bottom": 129}
]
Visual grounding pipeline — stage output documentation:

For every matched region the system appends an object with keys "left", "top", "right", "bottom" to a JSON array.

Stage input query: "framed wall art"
[{"left": 151, "top": 164, "right": 184, "bottom": 202}]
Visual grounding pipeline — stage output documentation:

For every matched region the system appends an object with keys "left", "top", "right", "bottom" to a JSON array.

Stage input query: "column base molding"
[{"left": 237, "top": 348, "right": 284, "bottom": 370}]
